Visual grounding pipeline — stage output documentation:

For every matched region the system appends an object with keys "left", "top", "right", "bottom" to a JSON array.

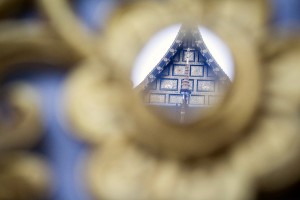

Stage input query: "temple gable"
[{"left": 137, "top": 25, "right": 231, "bottom": 123}]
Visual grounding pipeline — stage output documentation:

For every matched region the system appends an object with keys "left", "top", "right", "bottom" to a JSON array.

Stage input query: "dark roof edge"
[
  {"left": 136, "top": 25, "right": 186, "bottom": 91},
  {"left": 192, "top": 26, "right": 231, "bottom": 84}
]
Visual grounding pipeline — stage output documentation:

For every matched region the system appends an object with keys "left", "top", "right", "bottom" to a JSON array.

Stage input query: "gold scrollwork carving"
[
  {"left": 0, "top": 21, "right": 79, "bottom": 150},
  {"left": 0, "top": 83, "right": 42, "bottom": 150},
  {"left": 39, "top": 0, "right": 102, "bottom": 58},
  {"left": 86, "top": 137, "right": 254, "bottom": 200},
  {"left": 62, "top": 0, "right": 300, "bottom": 199},
  {"left": 0, "top": 21, "right": 79, "bottom": 199},
  {"left": 0, "top": 0, "right": 298, "bottom": 199},
  {"left": 65, "top": 60, "right": 137, "bottom": 144},
  {"left": 67, "top": 0, "right": 263, "bottom": 157},
  {"left": 0, "top": 152, "right": 51, "bottom": 200}
]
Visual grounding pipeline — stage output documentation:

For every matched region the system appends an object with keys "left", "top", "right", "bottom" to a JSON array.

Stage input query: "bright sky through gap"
[{"left": 132, "top": 24, "right": 235, "bottom": 87}]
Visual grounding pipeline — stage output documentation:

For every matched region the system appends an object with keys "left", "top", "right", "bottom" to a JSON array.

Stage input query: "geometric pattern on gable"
[
  {"left": 139, "top": 25, "right": 231, "bottom": 90},
  {"left": 138, "top": 24, "right": 231, "bottom": 107}
]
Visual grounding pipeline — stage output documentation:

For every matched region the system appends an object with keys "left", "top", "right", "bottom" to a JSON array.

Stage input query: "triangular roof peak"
[{"left": 136, "top": 24, "right": 230, "bottom": 91}]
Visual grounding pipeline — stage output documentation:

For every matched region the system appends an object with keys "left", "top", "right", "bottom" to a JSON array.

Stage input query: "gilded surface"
[
  {"left": 169, "top": 94, "right": 183, "bottom": 104},
  {"left": 197, "top": 80, "right": 215, "bottom": 92},
  {"left": 191, "top": 65, "right": 204, "bottom": 76},
  {"left": 190, "top": 95, "right": 205, "bottom": 105},
  {"left": 0, "top": 0, "right": 300, "bottom": 200},
  {"left": 150, "top": 94, "right": 166, "bottom": 103},
  {"left": 160, "top": 79, "right": 178, "bottom": 90}
]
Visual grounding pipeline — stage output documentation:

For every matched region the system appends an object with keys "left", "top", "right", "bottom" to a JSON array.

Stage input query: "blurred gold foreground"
[{"left": 0, "top": 0, "right": 300, "bottom": 199}]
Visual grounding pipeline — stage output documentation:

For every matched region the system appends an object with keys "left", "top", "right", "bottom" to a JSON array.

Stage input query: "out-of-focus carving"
[
  {"left": 0, "top": 0, "right": 299, "bottom": 200},
  {"left": 0, "top": 22, "right": 79, "bottom": 199},
  {"left": 0, "top": 83, "right": 42, "bottom": 150},
  {"left": 0, "top": 22, "right": 79, "bottom": 149},
  {"left": 65, "top": 60, "right": 137, "bottom": 145},
  {"left": 39, "top": 0, "right": 102, "bottom": 58},
  {"left": 0, "top": 22, "right": 80, "bottom": 69},
  {"left": 86, "top": 137, "right": 254, "bottom": 200},
  {"left": 63, "top": 0, "right": 300, "bottom": 199},
  {"left": 0, "top": 152, "right": 51, "bottom": 200}
]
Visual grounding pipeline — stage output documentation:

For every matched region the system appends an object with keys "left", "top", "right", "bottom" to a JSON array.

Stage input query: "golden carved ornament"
[
  {"left": 0, "top": 21, "right": 84, "bottom": 200},
  {"left": 87, "top": 136, "right": 254, "bottom": 200},
  {"left": 59, "top": 0, "right": 300, "bottom": 199},
  {"left": 0, "top": 83, "right": 42, "bottom": 150},
  {"left": 0, "top": 21, "right": 80, "bottom": 199},
  {"left": 0, "top": 21, "right": 80, "bottom": 70},
  {"left": 0, "top": 152, "right": 51, "bottom": 200},
  {"left": 204, "top": 0, "right": 268, "bottom": 41},
  {"left": 67, "top": 0, "right": 263, "bottom": 157},
  {"left": 0, "top": 21, "right": 79, "bottom": 150},
  {"left": 39, "top": 0, "right": 102, "bottom": 58}
]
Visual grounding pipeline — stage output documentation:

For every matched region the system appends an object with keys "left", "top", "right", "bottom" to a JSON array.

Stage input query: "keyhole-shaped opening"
[{"left": 132, "top": 24, "right": 234, "bottom": 125}]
